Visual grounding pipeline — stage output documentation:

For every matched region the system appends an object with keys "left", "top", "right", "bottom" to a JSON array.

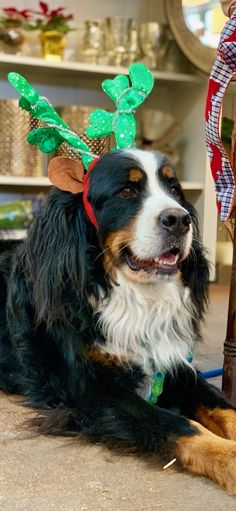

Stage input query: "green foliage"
[{"left": 221, "top": 116, "right": 234, "bottom": 146}]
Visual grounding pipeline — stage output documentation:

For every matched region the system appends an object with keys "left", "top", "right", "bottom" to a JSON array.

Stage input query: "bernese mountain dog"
[{"left": 0, "top": 149, "right": 236, "bottom": 493}]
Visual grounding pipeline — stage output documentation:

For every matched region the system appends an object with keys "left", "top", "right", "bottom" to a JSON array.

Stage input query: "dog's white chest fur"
[{"left": 96, "top": 272, "right": 196, "bottom": 383}]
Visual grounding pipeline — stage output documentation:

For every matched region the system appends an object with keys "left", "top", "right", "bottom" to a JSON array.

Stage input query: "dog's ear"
[
  {"left": 24, "top": 187, "right": 105, "bottom": 328},
  {"left": 181, "top": 202, "right": 209, "bottom": 321},
  {"left": 48, "top": 156, "right": 84, "bottom": 194}
]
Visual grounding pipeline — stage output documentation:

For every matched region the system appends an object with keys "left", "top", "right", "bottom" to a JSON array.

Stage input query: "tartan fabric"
[{"left": 205, "top": 11, "right": 236, "bottom": 222}]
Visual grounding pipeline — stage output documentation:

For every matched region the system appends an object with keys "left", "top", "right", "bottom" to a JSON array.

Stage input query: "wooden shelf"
[
  {"left": 0, "top": 175, "right": 203, "bottom": 191},
  {"left": 0, "top": 176, "right": 51, "bottom": 187},
  {"left": 0, "top": 229, "right": 27, "bottom": 240},
  {"left": 0, "top": 53, "right": 203, "bottom": 85},
  {"left": 181, "top": 181, "right": 204, "bottom": 191}
]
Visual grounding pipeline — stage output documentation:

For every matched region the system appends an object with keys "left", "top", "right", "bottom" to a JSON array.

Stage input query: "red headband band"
[{"left": 82, "top": 158, "right": 100, "bottom": 228}]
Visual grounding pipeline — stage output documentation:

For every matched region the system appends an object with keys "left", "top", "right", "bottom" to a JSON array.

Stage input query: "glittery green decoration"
[
  {"left": 7, "top": 63, "right": 154, "bottom": 166},
  {"left": 86, "top": 63, "right": 154, "bottom": 149},
  {"left": 7, "top": 72, "right": 93, "bottom": 168}
]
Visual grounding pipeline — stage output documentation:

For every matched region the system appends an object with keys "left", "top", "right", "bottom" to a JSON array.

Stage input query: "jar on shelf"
[
  {"left": 39, "top": 30, "right": 67, "bottom": 61},
  {"left": 0, "top": 24, "right": 25, "bottom": 55},
  {"left": 80, "top": 20, "right": 105, "bottom": 64}
]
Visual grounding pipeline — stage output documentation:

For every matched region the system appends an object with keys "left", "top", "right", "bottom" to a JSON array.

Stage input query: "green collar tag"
[
  {"left": 143, "top": 347, "right": 193, "bottom": 406},
  {"left": 147, "top": 371, "right": 166, "bottom": 406}
]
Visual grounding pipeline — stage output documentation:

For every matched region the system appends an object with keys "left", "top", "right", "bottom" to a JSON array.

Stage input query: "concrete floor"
[{"left": 0, "top": 284, "right": 236, "bottom": 511}]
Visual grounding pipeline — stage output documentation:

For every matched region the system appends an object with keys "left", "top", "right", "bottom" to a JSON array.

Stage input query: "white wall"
[{"left": 0, "top": 0, "right": 166, "bottom": 24}]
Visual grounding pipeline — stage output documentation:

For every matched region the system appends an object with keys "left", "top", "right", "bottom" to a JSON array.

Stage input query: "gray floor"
[{"left": 0, "top": 284, "right": 236, "bottom": 511}]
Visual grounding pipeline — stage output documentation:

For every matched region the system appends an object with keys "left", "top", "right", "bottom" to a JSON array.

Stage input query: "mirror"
[
  {"left": 165, "top": 0, "right": 227, "bottom": 74},
  {"left": 183, "top": 0, "right": 226, "bottom": 49}
]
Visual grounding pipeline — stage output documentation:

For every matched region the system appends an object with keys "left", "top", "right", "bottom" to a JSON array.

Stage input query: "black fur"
[{"left": 0, "top": 150, "right": 234, "bottom": 468}]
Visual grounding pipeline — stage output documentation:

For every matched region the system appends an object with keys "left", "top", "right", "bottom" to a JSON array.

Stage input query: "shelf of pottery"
[{"left": 0, "top": 0, "right": 217, "bottom": 275}]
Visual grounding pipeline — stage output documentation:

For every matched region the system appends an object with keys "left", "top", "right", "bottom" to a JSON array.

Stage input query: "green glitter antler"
[
  {"left": 8, "top": 72, "right": 94, "bottom": 168},
  {"left": 8, "top": 63, "right": 154, "bottom": 167},
  {"left": 86, "top": 63, "right": 154, "bottom": 149}
]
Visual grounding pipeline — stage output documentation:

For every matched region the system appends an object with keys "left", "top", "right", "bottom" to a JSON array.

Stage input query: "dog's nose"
[{"left": 159, "top": 208, "right": 191, "bottom": 235}]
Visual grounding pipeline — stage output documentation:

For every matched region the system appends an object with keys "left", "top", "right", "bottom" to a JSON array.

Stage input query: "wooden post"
[
  {"left": 222, "top": 207, "right": 236, "bottom": 405},
  {"left": 222, "top": 68, "right": 236, "bottom": 405}
]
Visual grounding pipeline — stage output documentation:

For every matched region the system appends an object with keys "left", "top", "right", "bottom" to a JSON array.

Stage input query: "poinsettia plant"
[
  {"left": 0, "top": 7, "right": 32, "bottom": 27},
  {"left": 24, "top": 1, "right": 74, "bottom": 34}
]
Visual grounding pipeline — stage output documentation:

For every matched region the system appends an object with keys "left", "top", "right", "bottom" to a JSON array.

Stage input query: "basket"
[
  {"left": 55, "top": 105, "right": 111, "bottom": 160},
  {"left": 0, "top": 100, "right": 43, "bottom": 177}
]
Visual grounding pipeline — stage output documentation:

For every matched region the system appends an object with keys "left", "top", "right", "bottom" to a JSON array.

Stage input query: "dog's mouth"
[{"left": 124, "top": 247, "right": 180, "bottom": 275}]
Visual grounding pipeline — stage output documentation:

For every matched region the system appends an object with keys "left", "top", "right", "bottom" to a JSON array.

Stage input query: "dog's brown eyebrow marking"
[
  {"left": 162, "top": 166, "right": 174, "bottom": 178},
  {"left": 129, "top": 168, "right": 144, "bottom": 182}
]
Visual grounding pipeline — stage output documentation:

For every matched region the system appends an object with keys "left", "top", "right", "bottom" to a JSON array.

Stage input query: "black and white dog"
[{"left": 0, "top": 149, "right": 236, "bottom": 493}]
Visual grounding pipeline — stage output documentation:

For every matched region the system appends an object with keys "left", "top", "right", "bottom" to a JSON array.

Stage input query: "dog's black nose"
[{"left": 159, "top": 209, "right": 191, "bottom": 235}]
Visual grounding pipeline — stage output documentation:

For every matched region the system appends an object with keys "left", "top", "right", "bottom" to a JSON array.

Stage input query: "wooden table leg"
[{"left": 222, "top": 208, "right": 236, "bottom": 406}]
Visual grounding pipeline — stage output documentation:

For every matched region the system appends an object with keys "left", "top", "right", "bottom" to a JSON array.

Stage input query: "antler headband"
[{"left": 8, "top": 63, "right": 154, "bottom": 226}]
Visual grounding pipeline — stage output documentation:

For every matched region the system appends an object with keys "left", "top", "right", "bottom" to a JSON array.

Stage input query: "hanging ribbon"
[{"left": 205, "top": 3, "right": 236, "bottom": 223}]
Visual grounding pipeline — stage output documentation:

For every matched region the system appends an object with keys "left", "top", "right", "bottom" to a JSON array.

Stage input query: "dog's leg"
[
  {"left": 158, "top": 369, "right": 236, "bottom": 441},
  {"left": 36, "top": 384, "right": 236, "bottom": 494}
]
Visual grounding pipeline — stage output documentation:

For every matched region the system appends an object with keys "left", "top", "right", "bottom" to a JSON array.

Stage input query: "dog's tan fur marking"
[
  {"left": 86, "top": 347, "right": 121, "bottom": 367},
  {"left": 177, "top": 420, "right": 236, "bottom": 494},
  {"left": 103, "top": 220, "right": 136, "bottom": 280},
  {"left": 129, "top": 168, "right": 144, "bottom": 182},
  {"left": 162, "top": 166, "right": 174, "bottom": 178},
  {"left": 196, "top": 406, "right": 236, "bottom": 440}
]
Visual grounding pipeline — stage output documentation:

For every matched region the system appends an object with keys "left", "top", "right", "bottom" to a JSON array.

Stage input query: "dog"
[{"left": 0, "top": 149, "right": 236, "bottom": 493}]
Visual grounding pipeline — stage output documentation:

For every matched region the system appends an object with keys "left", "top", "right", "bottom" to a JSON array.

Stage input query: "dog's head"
[
  {"left": 28, "top": 148, "right": 208, "bottom": 328},
  {"left": 87, "top": 149, "right": 193, "bottom": 284}
]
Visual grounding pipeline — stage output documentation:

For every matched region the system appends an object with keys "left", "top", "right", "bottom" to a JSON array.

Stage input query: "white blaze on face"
[{"left": 126, "top": 150, "right": 193, "bottom": 260}]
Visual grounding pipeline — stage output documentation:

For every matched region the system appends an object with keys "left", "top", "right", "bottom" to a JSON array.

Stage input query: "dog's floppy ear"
[{"left": 48, "top": 156, "right": 84, "bottom": 194}]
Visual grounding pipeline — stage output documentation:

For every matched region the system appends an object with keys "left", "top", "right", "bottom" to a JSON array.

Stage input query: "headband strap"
[{"left": 82, "top": 159, "right": 100, "bottom": 228}]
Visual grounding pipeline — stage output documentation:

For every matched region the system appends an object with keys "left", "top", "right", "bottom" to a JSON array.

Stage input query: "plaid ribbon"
[{"left": 205, "top": 8, "right": 236, "bottom": 222}]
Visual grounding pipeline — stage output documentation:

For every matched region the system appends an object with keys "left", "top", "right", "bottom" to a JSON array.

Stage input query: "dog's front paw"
[
  {"left": 177, "top": 421, "right": 236, "bottom": 494},
  {"left": 214, "top": 449, "right": 236, "bottom": 494},
  {"left": 196, "top": 406, "right": 236, "bottom": 441}
]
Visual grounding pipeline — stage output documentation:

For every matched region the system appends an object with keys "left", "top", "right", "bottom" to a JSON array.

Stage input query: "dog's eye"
[
  {"left": 171, "top": 185, "right": 182, "bottom": 198},
  {"left": 117, "top": 187, "right": 137, "bottom": 198}
]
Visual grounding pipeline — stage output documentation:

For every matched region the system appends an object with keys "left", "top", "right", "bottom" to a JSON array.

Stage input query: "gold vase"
[{"left": 39, "top": 31, "right": 66, "bottom": 61}]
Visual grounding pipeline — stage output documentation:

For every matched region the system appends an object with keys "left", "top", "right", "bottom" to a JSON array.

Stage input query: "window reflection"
[{"left": 182, "top": 0, "right": 226, "bottom": 48}]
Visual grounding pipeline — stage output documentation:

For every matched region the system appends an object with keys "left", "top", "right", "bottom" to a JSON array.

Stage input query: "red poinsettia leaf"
[
  {"left": 51, "top": 7, "right": 65, "bottom": 16},
  {"left": 39, "top": 1, "right": 49, "bottom": 14},
  {"left": 3, "top": 8, "right": 18, "bottom": 13},
  {"left": 20, "top": 9, "right": 32, "bottom": 19}
]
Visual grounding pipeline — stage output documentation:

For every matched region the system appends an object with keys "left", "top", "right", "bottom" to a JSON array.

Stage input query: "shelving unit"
[
  {"left": 0, "top": 229, "right": 27, "bottom": 241},
  {"left": 0, "top": 176, "right": 51, "bottom": 187},
  {"left": 0, "top": 175, "right": 203, "bottom": 191},
  {"left": 0, "top": 54, "right": 202, "bottom": 85}
]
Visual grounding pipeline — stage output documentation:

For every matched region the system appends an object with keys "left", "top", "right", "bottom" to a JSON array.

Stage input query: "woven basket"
[
  {"left": 0, "top": 100, "right": 43, "bottom": 177},
  {"left": 55, "top": 105, "right": 111, "bottom": 160}
]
